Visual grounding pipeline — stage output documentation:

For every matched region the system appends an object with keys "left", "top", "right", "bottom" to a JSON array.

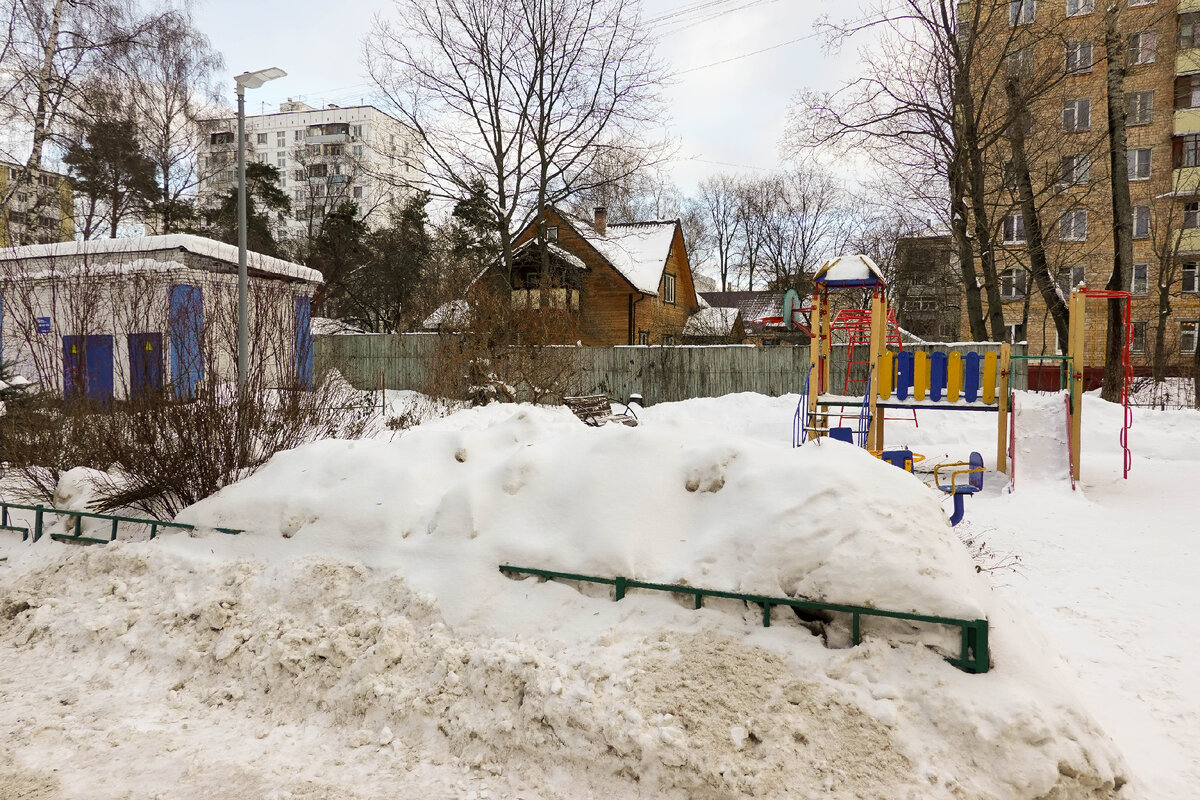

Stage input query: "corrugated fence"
[{"left": 316, "top": 334, "right": 1026, "bottom": 404}]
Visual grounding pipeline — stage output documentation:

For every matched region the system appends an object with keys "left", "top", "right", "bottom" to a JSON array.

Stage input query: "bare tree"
[
  {"left": 697, "top": 173, "right": 742, "bottom": 291},
  {"left": 366, "top": 0, "right": 666, "bottom": 281}
]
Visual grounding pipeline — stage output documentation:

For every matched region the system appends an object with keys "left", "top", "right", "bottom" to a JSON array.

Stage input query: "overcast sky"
[{"left": 192, "top": 0, "right": 871, "bottom": 195}]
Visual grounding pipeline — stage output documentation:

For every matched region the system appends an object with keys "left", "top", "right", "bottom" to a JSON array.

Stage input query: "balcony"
[
  {"left": 1177, "top": 109, "right": 1200, "bottom": 134},
  {"left": 1179, "top": 49, "right": 1200, "bottom": 76},
  {"left": 1173, "top": 166, "right": 1200, "bottom": 193},
  {"left": 305, "top": 132, "right": 351, "bottom": 145}
]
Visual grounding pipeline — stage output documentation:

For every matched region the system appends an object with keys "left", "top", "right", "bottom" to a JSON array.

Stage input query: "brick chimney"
[{"left": 593, "top": 206, "right": 607, "bottom": 236}]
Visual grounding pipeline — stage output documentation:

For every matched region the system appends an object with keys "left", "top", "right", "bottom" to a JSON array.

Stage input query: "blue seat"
[
  {"left": 935, "top": 452, "right": 985, "bottom": 526},
  {"left": 829, "top": 427, "right": 855, "bottom": 444}
]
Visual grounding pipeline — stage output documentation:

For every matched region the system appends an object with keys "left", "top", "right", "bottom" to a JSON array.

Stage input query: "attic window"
[
  {"left": 546, "top": 226, "right": 558, "bottom": 240},
  {"left": 663, "top": 273, "right": 676, "bottom": 304}
]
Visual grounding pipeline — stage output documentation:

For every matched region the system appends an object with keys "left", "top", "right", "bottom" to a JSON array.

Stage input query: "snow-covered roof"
[
  {"left": 0, "top": 234, "right": 323, "bottom": 284},
  {"left": 312, "top": 317, "right": 367, "bottom": 336},
  {"left": 683, "top": 306, "right": 739, "bottom": 336},
  {"left": 510, "top": 239, "right": 587, "bottom": 271},
  {"left": 566, "top": 215, "right": 678, "bottom": 295},
  {"left": 422, "top": 299, "right": 470, "bottom": 330},
  {"left": 813, "top": 254, "right": 886, "bottom": 287}
]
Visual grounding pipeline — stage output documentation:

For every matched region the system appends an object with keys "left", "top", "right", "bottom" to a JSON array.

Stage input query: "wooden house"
[{"left": 503, "top": 206, "right": 703, "bottom": 346}]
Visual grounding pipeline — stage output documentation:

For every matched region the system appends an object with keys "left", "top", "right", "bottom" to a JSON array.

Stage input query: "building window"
[
  {"left": 308, "top": 163, "right": 328, "bottom": 178},
  {"left": 1006, "top": 47, "right": 1034, "bottom": 77},
  {"left": 256, "top": 152, "right": 268, "bottom": 163},
  {"left": 256, "top": 133, "right": 268, "bottom": 145},
  {"left": 1182, "top": 321, "right": 1198, "bottom": 353},
  {"left": 1005, "top": 323, "right": 1026, "bottom": 343},
  {"left": 1065, "top": 40, "right": 1093, "bottom": 73},
  {"left": 1001, "top": 269, "right": 1027, "bottom": 299},
  {"left": 1003, "top": 213, "right": 1026, "bottom": 243},
  {"left": 663, "top": 273, "right": 677, "bottom": 304},
  {"left": 294, "top": 129, "right": 304, "bottom": 141},
  {"left": 1132, "top": 205, "right": 1150, "bottom": 238},
  {"left": 1010, "top": 0, "right": 1035, "bottom": 25},
  {"left": 210, "top": 131, "right": 233, "bottom": 145},
  {"left": 546, "top": 226, "right": 558, "bottom": 240},
  {"left": 1063, "top": 98, "right": 1091, "bottom": 132},
  {"left": 1131, "top": 263, "right": 1149, "bottom": 295},
  {"left": 1131, "top": 322, "right": 1147, "bottom": 354},
  {"left": 1002, "top": 160, "right": 1018, "bottom": 190},
  {"left": 1060, "top": 154, "right": 1089, "bottom": 186},
  {"left": 1059, "top": 209, "right": 1088, "bottom": 241},
  {"left": 1127, "top": 91, "right": 1153, "bottom": 125},
  {"left": 1183, "top": 13, "right": 1200, "bottom": 50},
  {"left": 638, "top": 330, "right": 649, "bottom": 345},
  {"left": 351, "top": 124, "right": 363, "bottom": 137},
  {"left": 277, "top": 155, "right": 287, "bottom": 168},
  {"left": 353, "top": 144, "right": 364, "bottom": 157},
  {"left": 662, "top": 334, "right": 676, "bottom": 346},
  {"left": 1066, "top": 0, "right": 1093, "bottom": 15},
  {"left": 1183, "top": 262, "right": 1199, "bottom": 292},
  {"left": 1177, "top": 135, "right": 1200, "bottom": 168},
  {"left": 1126, "top": 31, "right": 1156, "bottom": 65},
  {"left": 1187, "top": 203, "right": 1200, "bottom": 229},
  {"left": 1175, "top": 75, "right": 1200, "bottom": 109},
  {"left": 1059, "top": 265, "right": 1088, "bottom": 294},
  {"left": 353, "top": 185, "right": 364, "bottom": 199},
  {"left": 1128, "top": 147, "right": 1151, "bottom": 179},
  {"left": 276, "top": 131, "right": 286, "bottom": 144}
]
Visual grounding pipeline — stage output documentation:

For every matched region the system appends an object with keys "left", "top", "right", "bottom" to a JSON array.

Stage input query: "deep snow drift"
[{"left": 1, "top": 390, "right": 1193, "bottom": 799}]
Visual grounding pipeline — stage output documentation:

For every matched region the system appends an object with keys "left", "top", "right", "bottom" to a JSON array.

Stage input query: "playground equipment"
[
  {"left": 797, "top": 254, "right": 1012, "bottom": 474},
  {"left": 1065, "top": 287, "right": 1133, "bottom": 482},
  {"left": 934, "top": 452, "right": 985, "bottom": 526}
]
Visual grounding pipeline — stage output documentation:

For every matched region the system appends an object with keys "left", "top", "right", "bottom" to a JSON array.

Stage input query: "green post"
[
  {"left": 762, "top": 603, "right": 771, "bottom": 627},
  {"left": 111, "top": 519, "right": 119, "bottom": 541},
  {"left": 34, "top": 507, "right": 43, "bottom": 542},
  {"left": 614, "top": 576, "right": 627, "bottom": 601},
  {"left": 851, "top": 613, "right": 861, "bottom": 645}
]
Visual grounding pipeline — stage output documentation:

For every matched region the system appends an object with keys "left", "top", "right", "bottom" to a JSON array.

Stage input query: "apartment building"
[
  {"left": 0, "top": 163, "right": 74, "bottom": 247},
  {"left": 197, "top": 101, "right": 421, "bottom": 234},
  {"left": 973, "top": 0, "right": 1200, "bottom": 377}
]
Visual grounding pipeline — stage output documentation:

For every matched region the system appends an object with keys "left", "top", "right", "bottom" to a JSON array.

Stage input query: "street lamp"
[{"left": 234, "top": 67, "right": 286, "bottom": 399}]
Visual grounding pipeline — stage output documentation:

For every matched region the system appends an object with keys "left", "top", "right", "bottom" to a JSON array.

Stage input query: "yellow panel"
[
  {"left": 1174, "top": 227, "right": 1200, "bottom": 254},
  {"left": 1179, "top": 50, "right": 1200, "bottom": 76},
  {"left": 1177, "top": 109, "right": 1200, "bottom": 136},
  {"left": 983, "top": 352, "right": 997, "bottom": 404},
  {"left": 1184, "top": 0, "right": 1200, "bottom": 12},
  {"left": 913, "top": 351, "right": 928, "bottom": 402},
  {"left": 878, "top": 351, "right": 893, "bottom": 399},
  {"left": 947, "top": 352, "right": 962, "bottom": 403},
  {"left": 1174, "top": 166, "right": 1200, "bottom": 194}
]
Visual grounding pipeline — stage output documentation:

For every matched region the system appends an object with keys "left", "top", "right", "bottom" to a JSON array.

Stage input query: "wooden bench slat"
[{"left": 563, "top": 395, "right": 638, "bottom": 427}]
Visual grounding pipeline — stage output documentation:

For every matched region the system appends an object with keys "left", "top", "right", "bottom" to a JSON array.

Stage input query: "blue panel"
[
  {"left": 85, "top": 335, "right": 113, "bottom": 404},
  {"left": 896, "top": 351, "right": 913, "bottom": 401},
  {"left": 62, "top": 335, "right": 86, "bottom": 402},
  {"left": 169, "top": 285, "right": 204, "bottom": 400},
  {"left": 128, "top": 332, "right": 163, "bottom": 401},
  {"left": 294, "top": 295, "right": 313, "bottom": 390},
  {"left": 964, "top": 352, "right": 981, "bottom": 402},
  {"left": 929, "top": 352, "right": 948, "bottom": 402}
]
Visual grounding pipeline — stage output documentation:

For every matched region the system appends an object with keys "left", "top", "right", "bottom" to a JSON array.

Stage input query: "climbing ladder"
[{"left": 831, "top": 308, "right": 917, "bottom": 429}]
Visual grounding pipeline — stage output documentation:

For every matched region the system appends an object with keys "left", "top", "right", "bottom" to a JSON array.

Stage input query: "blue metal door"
[
  {"left": 128, "top": 332, "right": 163, "bottom": 400},
  {"left": 62, "top": 335, "right": 113, "bottom": 404},
  {"left": 294, "top": 295, "right": 313, "bottom": 390},
  {"left": 169, "top": 284, "right": 203, "bottom": 399}
]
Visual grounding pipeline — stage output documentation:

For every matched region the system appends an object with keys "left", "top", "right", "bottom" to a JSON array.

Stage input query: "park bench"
[{"left": 563, "top": 395, "right": 638, "bottom": 427}]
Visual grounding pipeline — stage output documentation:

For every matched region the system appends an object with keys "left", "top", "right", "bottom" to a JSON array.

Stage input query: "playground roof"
[{"left": 813, "top": 254, "right": 886, "bottom": 288}]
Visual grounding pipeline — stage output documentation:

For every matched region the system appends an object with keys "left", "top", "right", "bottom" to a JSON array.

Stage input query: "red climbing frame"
[
  {"left": 831, "top": 308, "right": 918, "bottom": 428},
  {"left": 1077, "top": 289, "right": 1134, "bottom": 479}
]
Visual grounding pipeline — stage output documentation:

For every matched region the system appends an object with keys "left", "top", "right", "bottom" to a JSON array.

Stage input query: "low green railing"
[
  {"left": 499, "top": 565, "right": 989, "bottom": 674},
  {"left": 1, "top": 501, "right": 241, "bottom": 545}
]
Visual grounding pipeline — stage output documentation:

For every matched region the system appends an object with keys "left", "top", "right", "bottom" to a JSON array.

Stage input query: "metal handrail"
[
  {"left": 500, "top": 565, "right": 989, "bottom": 674},
  {"left": 0, "top": 501, "right": 241, "bottom": 544}
]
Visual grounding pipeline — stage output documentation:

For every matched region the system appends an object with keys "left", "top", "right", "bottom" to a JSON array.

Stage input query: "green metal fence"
[
  {"left": 500, "top": 565, "right": 990, "bottom": 674},
  {"left": 0, "top": 501, "right": 241, "bottom": 545}
]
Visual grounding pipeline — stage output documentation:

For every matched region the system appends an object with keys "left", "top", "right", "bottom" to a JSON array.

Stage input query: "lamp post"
[{"left": 234, "top": 67, "right": 286, "bottom": 399}]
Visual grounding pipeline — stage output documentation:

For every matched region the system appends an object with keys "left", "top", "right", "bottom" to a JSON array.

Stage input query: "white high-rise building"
[{"left": 197, "top": 100, "right": 422, "bottom": 234}]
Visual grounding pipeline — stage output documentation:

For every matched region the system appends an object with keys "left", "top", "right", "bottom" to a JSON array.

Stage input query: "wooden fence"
[{"left": 315, "top": 334, "right": 1027, "bottom": 404}]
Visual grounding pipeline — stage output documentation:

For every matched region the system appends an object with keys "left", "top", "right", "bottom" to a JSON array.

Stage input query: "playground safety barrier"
[
  {"left": 499, "top": 565, "right": 990, "bottom": 674},
  {"left": 0, "top": 501, "right": 242, "bottom": 545}
]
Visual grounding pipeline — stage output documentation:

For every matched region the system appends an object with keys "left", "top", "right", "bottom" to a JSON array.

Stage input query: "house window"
[
  {"left": 1132, "top": 205, "right": 1150, "bottom": 238},
  {"left": 1005, "top": 323, "right": 1026, "bottom": 343},
  {"left": 1182, "top": 321, "right": 1198, "bottom": 353},
  {"left": 1063, "top": 98, "right": 1090, "bottom": 131},
  {"left": 1187, "top": 204, "right": 1200, "bottom": 228},
  {"left": 1065, "top": 40, "right": 1093, "bottom": 73},
  {"left": 1175, "top": 135, "right": 1200, "bottom": 168},
  {"left": 1131, "top": 322, "right": 1147, "bottom": 354},
  {"left": 1001, "top": 268, "right": 1027, "bottom": 299},
  {"left": 256, "top": 152, "right": 268, "bottom": 163},
  {"left": 256, "top": 133, "right": 268, "bottom": 145},
  {"left": 1127, "top": 91, "right": 1153, "bottom": 125},
  {"left": 1131, "top": 263, "right": 1149, "bottom": 295},
  {"left": 1183, "top": 262, "right": 1199, "bottom": 292},
  {"left": 1059, "top": 209, "right": 1088, "bottom": 241},
  {"left": 1178, "top": 75, "right": 1200, "bottom": 109},
  {"left": 352, "top": 145, "right": 364, "bottom": 157},
  {"left": 351, "top": 124, "right": 363, "bottom": 137},
  {"left": 546, "top": 226, "right": 558, "bottom": 240},
  {"left": 662, "top": 334, "right": 676, "bottom": 346},
  {"left": 277, "top": 155, "right": 287, "bottom": 168},
  {"left": 663, "top": 274, "right": 677, "bottom": 304},
  {"left": 1010, "top": 0, "right": 1035, "bottom": 25},
  {"left": 294, "top": 129, "right": 304, "bottom": 141},
  {"left": 1126, "top": 31, "right": 1156, "bottom": 66},
  {"left": 1066, "top": 0, "right": 1093, "bottom": 14},
  {"left": 353, "top": 185, "right": 364, "bottom": 199},
  {"left": 1182, "top": 12, "right": 1200, "bottom": 50},
  {"left": 308, "top": 163, "right": 328, "bottom": 178},
  {"left": 1003, "top": 213, "right": 1026, "bottom": 243},
  {"left": 1128, "top": 147, "right": 1151, "bottom": 179},
  {"left": 1059, "top": 265, "right": 1088, "bottom": 294},
  {"left": 638, "top": 330, "right": 649, "bottom": 345},
  {"left": 1060, "top": 154, "right": 1089, "bottom": 186},
  {"left": 1007, "top": 47, "right": 1034, "bottom": 77}
]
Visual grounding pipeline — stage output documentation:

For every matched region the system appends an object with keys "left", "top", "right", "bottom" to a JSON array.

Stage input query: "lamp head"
[{"left": 235, "top": 67, "right": 287, "bottom": 90}]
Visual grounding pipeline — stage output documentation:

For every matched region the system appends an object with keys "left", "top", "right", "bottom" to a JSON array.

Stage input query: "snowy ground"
[{"left": 0, "top": 390, "right": 1195, "bottom": 799}]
